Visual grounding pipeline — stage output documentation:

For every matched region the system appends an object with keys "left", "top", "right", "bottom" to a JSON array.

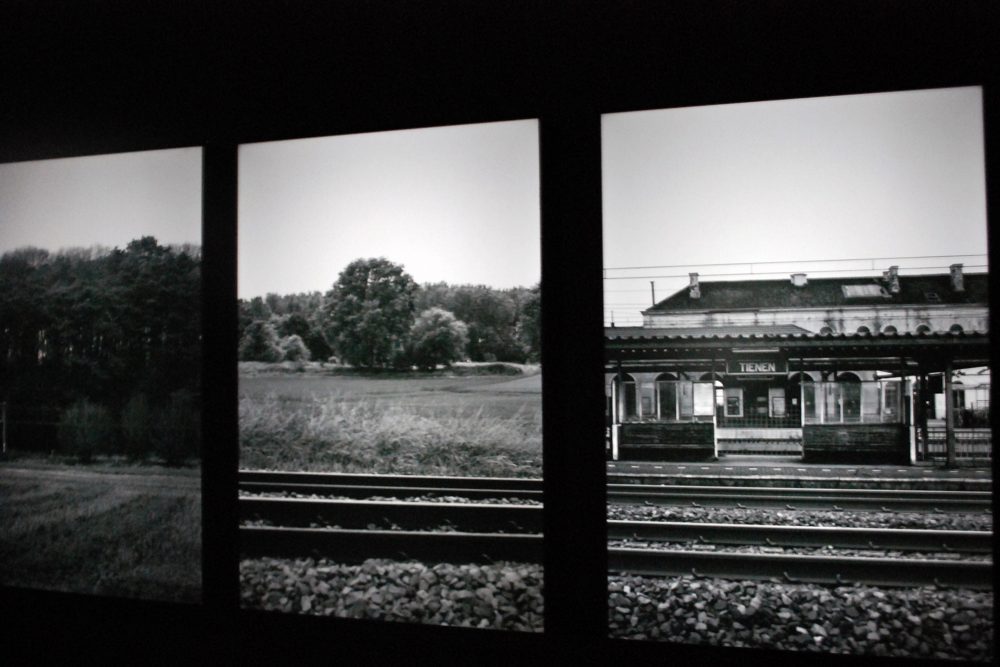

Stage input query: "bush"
[
  {"left": 58, "top": 399, "right": 115, "bottom": 463},
  {"left": 152, "top": 389, "right": 200, "bottom": 465},
  {"left": 239, "top": 320, "right": 283, "bottom": 362},
  {"left": 280, "top": 334, "right": 311, "bottom": 362},
  {"left": 409, "top": 307, "right": 469, "bottom": 370},
  {"left": 120, "top": 393, "right": 153, "bottom": 460}
]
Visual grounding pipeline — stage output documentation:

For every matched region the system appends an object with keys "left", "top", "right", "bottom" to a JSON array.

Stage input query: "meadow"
[
  {"left": 239, "top": 364, "right": 543, "bottom": 477},
  {"left": 0, "top": 462, "right": 202, "bottom": 602}
]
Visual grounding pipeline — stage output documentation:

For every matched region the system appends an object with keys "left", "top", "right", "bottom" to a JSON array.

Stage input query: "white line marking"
[
  {"left": 724, "top": 467, "right": 733, "bottom": 471},
  {"left": 796, "top": 468, "right": 807, "bottom": 472},
  {"left": 773, "top": 468, "right": 782, "bottom": 472},
  {"left": 749, "top": 467, "right": 758, "bottom": 471},
  {"left": 896, "top": 469, "right": 906, "bottom": 473},
  {"left": 822, "top": 468, "right": 831, "bottom": 472},
  {"left": 630, "top": 465, "right": 640, "bottom": 469},
  {"left": 847, "top": 469, "right": 856, "bottom": 473},
  {"left": 654, "top": 466, "right": 663, "bottom": 470},
  {"left": 678, "top": 466, "right": 686, "bottom": 470},
  {"left": 701, "top": 466, "right": 710, "bottom": 470}
]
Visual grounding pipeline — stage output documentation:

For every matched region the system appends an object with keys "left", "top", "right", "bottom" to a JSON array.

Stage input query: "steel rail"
[
  {"left": 239, "top": 482, "right": 543, "bottom": 501},
  {"left": 607, "top": 484, "right": 992, "bottom": 512},
  {"left": 608, "top": 520, "right": 994, "bottom": 553},
  {"left": 241, "top": 526, "right": 544, "bottom": 564},
  {"left": 238, "top": 470, "right": 543, "bottom": 500},
  {"left": 607, "top": 547, "right": 993, "bottom": 589},
  {"left": 239, "top": 469, "right": 543, "bottom": 490},
  {"left": 240, "top": 497, "right": 543, "bottom": 532}
]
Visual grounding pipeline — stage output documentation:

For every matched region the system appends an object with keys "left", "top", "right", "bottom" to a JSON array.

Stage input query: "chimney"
[
  {"left": 688, "top": 272, "right": 701, "bottom": 299},
  {"left": 790, "top": 273, "right": 807, "bottom": 287},
  {"left": 886, "top": 265, "right": 900, "bottom": 294},
  {"left": 950, "top": 263, "right": 965, "bottom": 292}
]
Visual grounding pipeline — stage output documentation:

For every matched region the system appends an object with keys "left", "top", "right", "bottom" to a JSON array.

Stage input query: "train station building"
[{"left": 605, "top": 264, "right": 991, "bottom": 464}]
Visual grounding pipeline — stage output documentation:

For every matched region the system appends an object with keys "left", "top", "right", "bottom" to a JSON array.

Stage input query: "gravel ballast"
[
  {"left": 240, "top": 557, "right": 543, "bottom": 632},
  {"left": 609, "top": 504, "right": 993, "bottom": 532},
  {"left": 608, "top": 574, "right": 993, "bottom": 661}
]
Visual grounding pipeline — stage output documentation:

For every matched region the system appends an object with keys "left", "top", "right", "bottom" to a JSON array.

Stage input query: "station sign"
[{"left": 726, "top": 358, "right": 787, "bottom": 375}]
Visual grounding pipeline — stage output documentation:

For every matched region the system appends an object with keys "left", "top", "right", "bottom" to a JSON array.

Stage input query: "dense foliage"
[
  {"left": 237, "top": 257, "right": 540, "bottom": 368},
  {"left": 408, "top": 307, "right": 469, "bottom": 370},
  {"left": 1, "top": 237, "right": 201, "bottom": 460}
]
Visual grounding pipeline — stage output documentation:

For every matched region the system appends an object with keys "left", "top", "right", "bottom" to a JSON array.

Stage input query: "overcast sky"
[
  {"left": 0, "top": 148, "right": 202, "bottom": 253},
  {"left": 238, "top": 119, "right": 540, "bottom": 299},
  {"left": 603, "top": 86, "right": 988, "bottom": 325}
]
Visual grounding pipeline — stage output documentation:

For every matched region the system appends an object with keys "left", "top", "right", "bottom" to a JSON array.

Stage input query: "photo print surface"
[
  {"left": 237, "top": 120, "right": 543, "bottom": 630},
  {"left": 602, "top": 87, "right": 992, "bottom": 661},
  {"left": 0, "top": 148, "right": 203, "bottom": 602}
]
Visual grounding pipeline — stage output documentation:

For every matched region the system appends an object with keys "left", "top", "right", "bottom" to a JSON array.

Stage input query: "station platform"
[{"left": 607, "top": 455, "right": 993, "bottom": 491}]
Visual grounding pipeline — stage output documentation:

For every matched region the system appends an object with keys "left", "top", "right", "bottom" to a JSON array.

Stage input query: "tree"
[
  {"left": 323, "top": 258, "right": 417, "bottom": 368},
  {"left": 279, "top": 334, "right": 311, "bottom": 361},
  {"left": 238, "top": 320, "right": 282, "bottom": 362},
  {"left": 409, "top": 307, "right": 469, "bottom": 370},
  {"left": 518, "top": 282, "right": 541, "bottom": 362}
]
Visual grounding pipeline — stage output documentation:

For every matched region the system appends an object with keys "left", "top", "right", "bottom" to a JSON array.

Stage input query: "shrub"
[
  {"left": 120, "top": 393, "right": 153, "bottom": 460},
  {"left": 280, "top": 334, "right": 311, "bottom": 362},
  {"left": 58, "top": 399, "right": 115, "bottom": 463},
  {"left": 239, "top": 320, "right": 283, "bottom": 362},
  {"left": 409, "top": 307, "right": 469, "bottom": 370},
  {"left": 152, "top": 389, "right": 200, "bottom": 465}
]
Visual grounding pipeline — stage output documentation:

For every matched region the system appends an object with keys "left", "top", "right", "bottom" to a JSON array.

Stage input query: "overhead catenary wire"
[{"left": 603, "top": 253, "right": 988, "bottom": 273}]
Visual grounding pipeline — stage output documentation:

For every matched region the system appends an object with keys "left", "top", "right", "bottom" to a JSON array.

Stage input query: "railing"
[{"left": 920, "top": 428, "right": 992, "bottom": 460}]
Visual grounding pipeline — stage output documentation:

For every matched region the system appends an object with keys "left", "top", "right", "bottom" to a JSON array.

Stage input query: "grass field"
[
  {"left": 239, "top": 365, "right": 543, "bottom": 477},
  {"left": 0, "top": 461, "right": 202, "bottom": 602}
]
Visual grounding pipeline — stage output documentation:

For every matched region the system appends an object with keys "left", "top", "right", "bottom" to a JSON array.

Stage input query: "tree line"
[
  {"left": 238, "top": 257, "right": 541, "bottom": 370},
  {"left": 0, "top": 237, "right": 200, "bottom": 462}
]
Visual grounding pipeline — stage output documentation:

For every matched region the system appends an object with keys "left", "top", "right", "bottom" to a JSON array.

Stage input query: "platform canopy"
[{"left": 604, "top": 327, "right": 990, "bottom": 375}]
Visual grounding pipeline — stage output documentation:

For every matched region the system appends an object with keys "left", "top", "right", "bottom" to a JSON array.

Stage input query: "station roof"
[
  {"left": 644, "top": 272, "right": 989, "bottom": 314},
  {"left": 605, "top": 327, "right": 991, "bottom": 372}
]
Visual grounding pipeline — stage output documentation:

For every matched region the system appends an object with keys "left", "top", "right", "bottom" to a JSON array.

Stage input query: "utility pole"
[
  {"left": 2, "top": 401, "right": 7, "bottom": 455},
  {"left": 650, "top": 281, "right": 656, "bottom": 306}
]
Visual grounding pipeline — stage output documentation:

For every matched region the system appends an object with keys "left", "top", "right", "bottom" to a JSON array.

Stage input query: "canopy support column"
[{"left": 944, "top": 359, "right": 957, "bottom": 468}]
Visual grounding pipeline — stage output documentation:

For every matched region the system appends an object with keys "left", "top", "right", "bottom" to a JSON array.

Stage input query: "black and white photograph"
[
  {"left": 0, "top": 148, "right": 203, "bottom": 602},
  {"left": 236, "top": 120, "right": 543, "bottom": 630},
  {"left": 602, "top": 87, "right": 992, "bottom": 660}
]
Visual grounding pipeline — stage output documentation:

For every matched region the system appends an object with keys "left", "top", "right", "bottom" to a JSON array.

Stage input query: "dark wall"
[
  {"left": 803, "top": 424, "right": 910, "bottom": 464},
  {"left": 2, "top": 1, "right": 992, "bottom": 665}
]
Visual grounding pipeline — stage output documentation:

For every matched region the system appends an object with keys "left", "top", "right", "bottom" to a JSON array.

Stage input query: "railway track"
[
  {"left": 239, "top": 470, "right": 991, "bottom": 513},
  {"left": 606, "top": 484, "right": 992, "bottom": 513},
  {"left": 238, "top": 470, "right": 543, "bottom": 501}
]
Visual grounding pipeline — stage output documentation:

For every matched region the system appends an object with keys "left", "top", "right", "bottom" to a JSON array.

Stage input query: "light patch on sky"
[
  {"left": 602, "top": 86, "right": 988, "bottom": 325},
  {"left": 238, "top": 119, "right": 541, "bottom": 299},
  {"left": 0, "top": 148, "right": 202, "bottom": 252}
]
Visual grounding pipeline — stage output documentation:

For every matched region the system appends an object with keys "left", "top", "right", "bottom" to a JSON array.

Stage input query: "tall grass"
[{"left": 240, "top": 393, "right": 542, "bottom": 477}]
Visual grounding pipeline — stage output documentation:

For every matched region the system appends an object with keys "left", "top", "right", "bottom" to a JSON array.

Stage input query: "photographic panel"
[
  {"left": 237, "top": 120, "right": 543, "bottom": 631},
  {"left": 0, "top": 148, "right": 203, "bottom": 603},
  {"left": 602, "top": 87, "right": 992, "bottom": 661}
]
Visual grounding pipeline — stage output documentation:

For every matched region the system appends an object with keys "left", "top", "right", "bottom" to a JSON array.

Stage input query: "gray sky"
[
  {"left": 603, "top": 86, "right": 988, "bottom": 326},
  {"left": 238, "top": 119, "right": 541, "bottom": 299},
  {"left": 0, "top": 147, "right": 202, "bottom": 253}
]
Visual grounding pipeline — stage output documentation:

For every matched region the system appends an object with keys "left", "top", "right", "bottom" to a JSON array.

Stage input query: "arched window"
[
  {"left": 949, "top": 324, "right": 964, "bottom": 334},
  {"left": 856, "top": 326, "right": 871, "bottom": 335},
  {"left": 882, "top": 325, "right": 897, "bottom": 334},
  {"left": 819, "top": 326, "right": 833, "bottom": 335},
  {"left": 916, "top": 324, "right": 932, "bottom": 335}
]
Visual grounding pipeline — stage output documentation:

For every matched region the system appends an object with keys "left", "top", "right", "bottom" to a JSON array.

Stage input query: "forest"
[
  {"left": 238, "top": 257, "right": 541, "bottom": 370},
  {"left": 0, "top": 237, "right": 201, "bottom": 461}
]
